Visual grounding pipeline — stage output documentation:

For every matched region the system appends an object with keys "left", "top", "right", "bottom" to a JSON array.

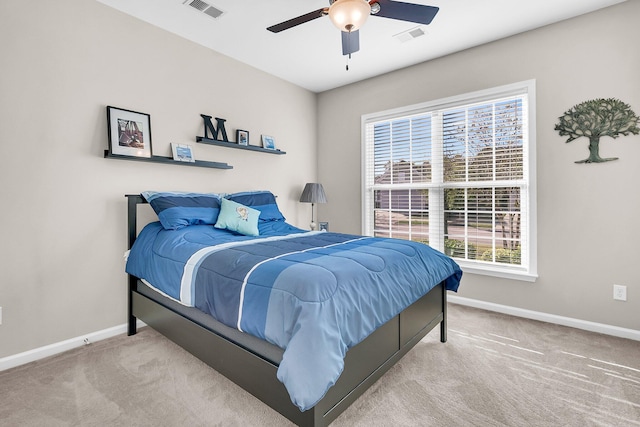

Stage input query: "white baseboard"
[
  {"left": 448, "top": 295, "right": 640, "bottom": 341},
  {"left": 0, "top": 320, "right": 146, "bottom": 372},
  {"left": 3, "top": 297, "right": 638, "bottom": 372}
]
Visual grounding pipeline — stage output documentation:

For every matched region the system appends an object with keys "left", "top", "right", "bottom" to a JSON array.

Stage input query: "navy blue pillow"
[
  {"left": 142, "top": 191, "right": 222, "bottom": 230},
  {"left": 225, "top": 191, "right": 285, "bottom": 222}
]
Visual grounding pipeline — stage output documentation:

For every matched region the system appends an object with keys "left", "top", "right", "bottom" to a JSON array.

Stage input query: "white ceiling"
[{"left": 96, "top": 0, "right": 626, "bottom": 93}]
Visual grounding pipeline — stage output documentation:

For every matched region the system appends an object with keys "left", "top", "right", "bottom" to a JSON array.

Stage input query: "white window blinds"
[{"left": 362, "top": 81, "right": 537, "bottom": 280}]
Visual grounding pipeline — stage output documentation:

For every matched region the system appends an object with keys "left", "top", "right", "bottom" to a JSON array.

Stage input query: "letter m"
[{"left": 201, "top": 114, "right": 229, "bottom": 142}]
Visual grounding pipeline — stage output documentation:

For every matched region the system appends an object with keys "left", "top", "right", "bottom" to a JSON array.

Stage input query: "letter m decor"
[{"left": 201, "top": 114, "right": 229, "bottom": 142}]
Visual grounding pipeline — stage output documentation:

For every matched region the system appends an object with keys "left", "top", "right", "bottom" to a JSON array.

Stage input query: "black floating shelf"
[
  {"left": 104, "top": 150, "right": 233, "bottom": 169},
  {"left": 196, "top": 137, "right": 286, "bottom": 155}
]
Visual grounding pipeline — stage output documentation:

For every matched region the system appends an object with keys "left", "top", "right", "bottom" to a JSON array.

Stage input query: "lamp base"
[{"left": 310, "top": 221, "right": 317, "bottom": 231}]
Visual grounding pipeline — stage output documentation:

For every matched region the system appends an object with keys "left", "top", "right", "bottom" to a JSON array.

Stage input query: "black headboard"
[
  {"left": 125, "top": 194, "right": 146, "bottom": 336},
  {"left": 126, "top": 194, "right": 146, "bottom": 250}
]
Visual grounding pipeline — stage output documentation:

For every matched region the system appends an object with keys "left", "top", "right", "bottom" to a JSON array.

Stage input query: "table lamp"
[{"left": 299, "top": 183, "right": 327, "bottom": 230}]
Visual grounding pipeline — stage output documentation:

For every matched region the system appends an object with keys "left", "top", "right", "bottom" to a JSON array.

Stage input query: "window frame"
[{"left": 361, "top": 80, "right": 538, "bottom": 282}]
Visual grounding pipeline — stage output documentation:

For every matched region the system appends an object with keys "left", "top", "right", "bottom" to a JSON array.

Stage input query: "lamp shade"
[
  {"left": 299, "top": 183, "right": 327, "bottom": 204},
  {"left": 328, "top": 0, "right": 371, "bottom": 32}
]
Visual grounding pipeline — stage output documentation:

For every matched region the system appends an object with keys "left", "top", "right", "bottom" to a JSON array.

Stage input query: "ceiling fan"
[{"left": 267, "top": 0, "right": 439, "bottom": 57}]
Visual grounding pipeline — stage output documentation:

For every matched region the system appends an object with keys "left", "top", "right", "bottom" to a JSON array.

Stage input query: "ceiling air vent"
[
  {"left": 394, "top": 26, "right": 426, "bottom": 43},
  {"left": 183, "top": 0, "right": 225, "bottom": 20}
]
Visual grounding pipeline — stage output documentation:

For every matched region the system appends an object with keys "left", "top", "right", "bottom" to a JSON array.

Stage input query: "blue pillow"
[
  {"left": 214, "top": 198, "right": 260, "bottom": 236},
  {"left": 142, "top": 191, "right": 222, "bottom": 230},
  {"left": 226, "top": 191, "right": 285, "bottom": 222}
]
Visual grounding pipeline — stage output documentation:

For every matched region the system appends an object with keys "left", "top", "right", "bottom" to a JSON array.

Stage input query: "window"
[{"left": 362, "top": 81, "right": 537, "bottom": 281}]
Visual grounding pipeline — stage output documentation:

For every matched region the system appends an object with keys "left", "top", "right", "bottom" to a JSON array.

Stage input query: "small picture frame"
[
  {"left": 171, "top": 143, "right": 195, "bottom": 162},
  {"left": 319, "top": 222, "right": 329, "bottom": 232},
  {"left": 106, "top": 106, "right": 152, "bottom": 158},
  {"left": 261, "top": 134, "right": 276, "bottom": 150},
  {"left": 236, "top": 129, "right": 249, "bottom": 146}
]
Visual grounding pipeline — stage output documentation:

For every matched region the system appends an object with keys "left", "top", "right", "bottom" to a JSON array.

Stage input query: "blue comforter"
[{"left": 126, "top": 221, "right": 462, "bottom": 411}]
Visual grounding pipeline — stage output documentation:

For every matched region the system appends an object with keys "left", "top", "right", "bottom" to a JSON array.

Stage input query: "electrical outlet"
[{"left": 613, "top": 284, "right": 627, "bottom": 301}]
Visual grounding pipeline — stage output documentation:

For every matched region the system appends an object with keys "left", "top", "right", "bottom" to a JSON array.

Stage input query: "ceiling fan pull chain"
[{"left": 346, "top": 53, "right": 351, "bottom": 71}]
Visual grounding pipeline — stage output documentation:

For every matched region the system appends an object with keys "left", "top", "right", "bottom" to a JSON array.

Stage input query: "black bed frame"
[{"left": 126, "top": 194, "right": 447, "bottom": 427}]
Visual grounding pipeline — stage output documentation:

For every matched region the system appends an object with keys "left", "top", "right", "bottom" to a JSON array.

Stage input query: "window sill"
[{"left": 456, "top": 261, "right": 538, "bottom": 282}]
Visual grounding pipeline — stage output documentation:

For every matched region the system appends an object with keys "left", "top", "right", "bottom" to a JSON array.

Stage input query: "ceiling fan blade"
[
  {"left": 374, "top": 0, "right": 439, "bottom": 25},
  {"left": 267, "top": 8, "right": 326, "bottom": 33},
  {"left": 342, "top": 30, "right": 360, "bottom": 55}
]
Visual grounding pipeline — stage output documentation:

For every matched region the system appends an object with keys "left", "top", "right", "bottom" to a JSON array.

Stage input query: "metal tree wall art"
[{"left": 555, "top": 98, "right": 639, "bottom": 163}]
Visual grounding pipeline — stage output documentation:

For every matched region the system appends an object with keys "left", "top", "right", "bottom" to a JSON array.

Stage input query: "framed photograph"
[
  {"left": 107, "top": 106, "right": 152, "bottom": 158},
  {"left": 236, "top": 129, "right": 249, "bottom": 146},
  {"left": 319, "top": 222, "right": 329, "bottom": 232},
  {"left": 261, "top": 134, "right": 275, "bottom": 150},
  {"left": 171, "top": 143, "right": 195, "bottom": 162}
]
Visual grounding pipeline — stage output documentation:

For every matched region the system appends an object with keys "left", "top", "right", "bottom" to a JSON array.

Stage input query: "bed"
[{"left": 124, "top": 191, "right": 462, "bottom": 426}]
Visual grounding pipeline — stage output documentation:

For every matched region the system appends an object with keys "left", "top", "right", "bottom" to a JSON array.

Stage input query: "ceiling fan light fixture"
[{"left": 328, "top": 0, "right": 371, "bottom": 32}]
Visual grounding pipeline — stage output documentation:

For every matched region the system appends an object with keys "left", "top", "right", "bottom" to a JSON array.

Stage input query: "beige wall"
[
  {"left": 0, "top": 0, "right": 317, "bottom": 358},
  {"left": 1, "top": 0, "right": 638, "bottom": 361},
  {"left": 317, "top": 1, "right": 640, "bottom": 331}
]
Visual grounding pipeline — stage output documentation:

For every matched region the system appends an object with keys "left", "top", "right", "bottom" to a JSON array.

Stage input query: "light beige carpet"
[{"left": 1, "top": 303, "right": 638, "bottom": 426}]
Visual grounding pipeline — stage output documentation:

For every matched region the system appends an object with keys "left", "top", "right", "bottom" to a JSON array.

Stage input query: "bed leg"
[
  {"left": 128, "top": 275, "right": 137, "bottom": 336},
  {"left": 440, "top": 283, "right": 447, "bottom": 343},
  {"left": 128, "top": 318, "right": 137, "bottom": 336}
]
